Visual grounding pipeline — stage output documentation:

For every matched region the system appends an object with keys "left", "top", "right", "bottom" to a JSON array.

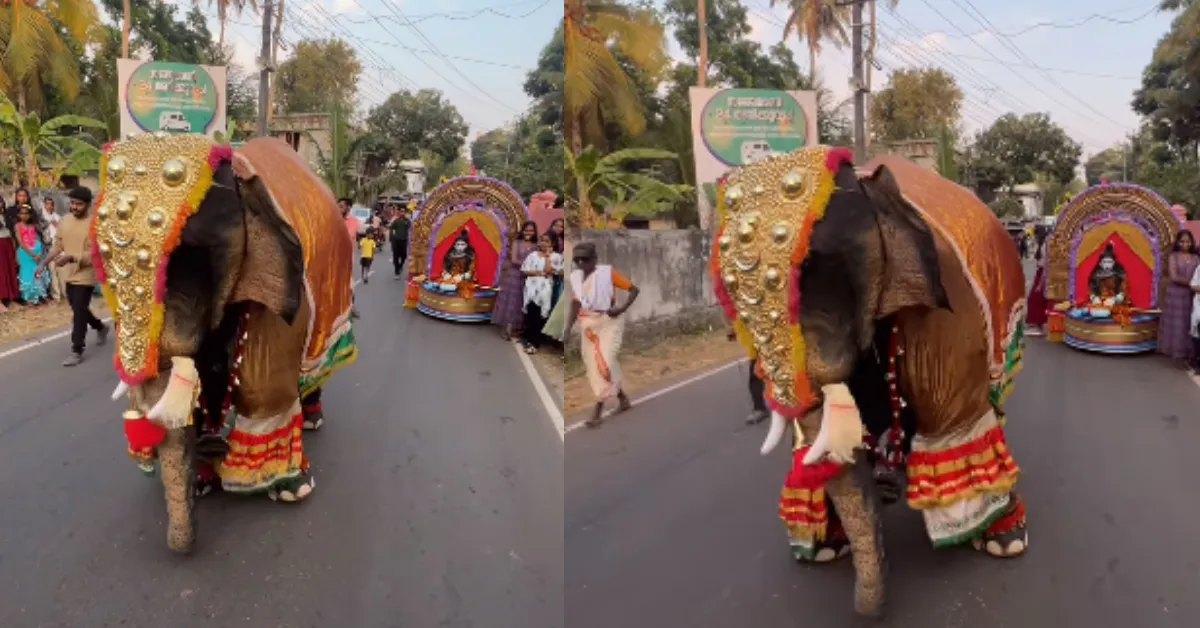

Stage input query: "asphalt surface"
[
  {"left": 567, "top": 333, "right": 1200, "bottom": 626},
  {"left": 0, "top": 264, "right": 564, "bottom": 627}
]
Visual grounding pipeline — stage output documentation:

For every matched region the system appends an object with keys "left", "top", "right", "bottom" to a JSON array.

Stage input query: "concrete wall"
[{"left": 568, "top": 228, "right": 723, "bottom": 354}]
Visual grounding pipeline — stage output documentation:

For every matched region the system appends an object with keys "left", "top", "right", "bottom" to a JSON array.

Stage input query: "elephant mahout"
[
  {"left": 712, "top": 147, "right": 1028, "bottom": 617},
  {"left": 94, "top": 134, "right": 357, "bottom": 553}
]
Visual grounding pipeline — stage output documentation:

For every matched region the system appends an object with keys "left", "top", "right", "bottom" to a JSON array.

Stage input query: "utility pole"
[
  {"left": 697, "top": 0, "right": 708, "bottom": 88},
  {"left": 851, "top": 0, "right": 866, "bottom": 161},
  {"left": 258, "top": 0, "right": 274, "bottom": 137}
]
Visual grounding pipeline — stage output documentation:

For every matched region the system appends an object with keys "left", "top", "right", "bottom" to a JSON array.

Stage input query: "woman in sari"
[
  {"left": 565, "top": 242, "right": 640, "bottom": 427},
  {"left": 14, "top": 204, "right": 49, "bottom": 305},
  {"left": 493, "top": 221, "right": 538, "bottom": 340},
  {"left": 0, "top": 193, "right": 18, "bottom": 309},
  {"left": 1161, "top": 230, "right": 1200, "bottom": 367},
  {"left": 1025, "top": 241, "right": 1049, "bottom": 336}
]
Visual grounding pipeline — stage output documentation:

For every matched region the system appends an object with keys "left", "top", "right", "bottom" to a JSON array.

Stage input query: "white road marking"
[
  {"left": 564, "top": 358, "right": 750, "bottom": 435},
  {"left": 0, "top": 272, "right": 374, "bottom": 362},
  {"left": 513, "top": 342, "right": 565, "bottom": 440},
  {"left": 0, "top": 316, "right": 114, "bottom": 360}
]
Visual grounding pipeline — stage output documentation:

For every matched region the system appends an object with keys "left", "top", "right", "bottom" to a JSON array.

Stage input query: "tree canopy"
[
  {"left": 364, "top": 89, "right": 469, "bottom": 166},
  {"left": 276, "top": 39, "right": 363, "bottom": 114},
  {"left": 969, "top": 113, "right": 1082, "bottom": 190},
  {"left": 870, "top": 68, "right": 963, "bottom": 142}
]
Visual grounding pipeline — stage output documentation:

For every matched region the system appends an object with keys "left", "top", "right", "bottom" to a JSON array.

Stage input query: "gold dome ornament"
[
  {"left": 723, "top": 273, "right": 738, "bottom": 289},
  {"left": 718, "top": 235, "right": 732, "bottom": 251},
  {"left": 770, "top": 223, "right": 791, "bottom": 244},
  {"left": 134, "top": 164, "right": 147, "bottom": 176},
  {"left": 725, "top": 184, "right": 744, "bottom": 208},
  {"left": 763, "top": 266, "right": 783, "bottom": 290},
  {"left": 147, "top": 209, "right": 165, "bottom": 228},
  {"left": 107, "top": 156, "right": 127, "bottom": 183},
  {"left": 98, "top": 242, "right": 112, "bottom": 258},
  {"left": 135, "top": 248, "right": 152, "bottom": 267},
  {"left": 737, "top": 222, "right": 755, "bottom": 243},
  {"left": 162, "top": 159, "right": 188, "bottom": 187},
  {"left": 781, "top": 169, "right": 806, "bottom": 198}
]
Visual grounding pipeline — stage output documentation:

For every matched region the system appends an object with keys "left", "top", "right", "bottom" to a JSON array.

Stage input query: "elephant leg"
[
  {"left": 825, "top": 454, "right": 887, "bottom": 618},
  {"left": 158, "top": 427, "right": 197, "bottom": 554},
  {"left": 301, "top": 387, "right": 324, "bottom": 431},
  {"left": 218, "top": 398, "right": 314, "bottom": 502}
]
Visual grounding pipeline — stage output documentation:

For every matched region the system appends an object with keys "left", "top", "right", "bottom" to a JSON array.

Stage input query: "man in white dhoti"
[{"left": 565, "top": 242, "right": 640, "bottom": 427}]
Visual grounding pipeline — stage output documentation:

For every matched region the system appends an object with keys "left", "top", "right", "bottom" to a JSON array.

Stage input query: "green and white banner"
[
  {"left": 689, "top": 88, "right": 817, "bottom": 230},
  {"left": 117, "top": 60, "right": 227, "bottom": 139}
]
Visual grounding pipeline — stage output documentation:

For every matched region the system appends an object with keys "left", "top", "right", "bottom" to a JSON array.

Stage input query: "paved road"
[
  {"left": 566, "top": 339, "right": 1200, "bottom": 627},
  {"left": 0, "top": 267, "right": 563, "bottom": 628}
]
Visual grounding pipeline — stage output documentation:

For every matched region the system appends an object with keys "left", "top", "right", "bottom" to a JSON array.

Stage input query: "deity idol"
[
  {"left": 440, "top": 230, "right": 477, "bottom": 298},
  {"left": 1071, "top": 243, "right": 1133, "bottom": 324}
]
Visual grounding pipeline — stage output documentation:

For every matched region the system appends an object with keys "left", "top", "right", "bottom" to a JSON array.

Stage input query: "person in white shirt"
[{"left": 41, "top": 196, "right": 64, "bottom": 301}]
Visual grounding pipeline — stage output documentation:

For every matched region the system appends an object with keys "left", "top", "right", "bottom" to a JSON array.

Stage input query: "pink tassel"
[
  {"left": 207, "top": 145, "right": 233, "bottom": 171},
  {"left": 825, "top": 147, "right": 854, "bottom": 172}
]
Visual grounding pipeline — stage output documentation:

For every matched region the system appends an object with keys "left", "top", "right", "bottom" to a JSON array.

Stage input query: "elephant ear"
[
  {"left": 229, "top": 173, "right": 305, "bottom": 324},
  {"left": 859, "top": 165, "right": 950, "bottom": 317}
]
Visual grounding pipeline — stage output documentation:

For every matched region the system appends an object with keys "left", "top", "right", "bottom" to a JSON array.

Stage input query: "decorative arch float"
[
  {"left": 404, "top": 176, "right": 531, "bottom": 322},
  {"left": 1045, "top": 182, "right": 1182, "bottom": 354}
]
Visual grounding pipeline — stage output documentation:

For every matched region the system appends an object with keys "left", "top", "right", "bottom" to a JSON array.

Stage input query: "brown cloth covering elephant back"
[
  {"left": 862, "top": 156, "right": 1027, "bottom": 395},
  {"left": 231, "top": 138, "right": 355, "bottom": 394}
]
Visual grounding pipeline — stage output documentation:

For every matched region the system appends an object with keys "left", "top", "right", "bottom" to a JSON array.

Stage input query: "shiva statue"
[
  {"left": 1071, "top": 243, "right": 1132, "bottom": 324},
  {"left": 439, "top": 229, "right": 477, "bottom": 298}
]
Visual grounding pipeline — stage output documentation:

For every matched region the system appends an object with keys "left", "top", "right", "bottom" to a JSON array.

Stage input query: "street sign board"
[{"left": 116, "top": 59, "right": 227, "bottom": 139}]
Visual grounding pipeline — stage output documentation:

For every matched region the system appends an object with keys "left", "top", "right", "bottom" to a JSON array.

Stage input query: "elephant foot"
[
  {"left": 302, "top": 405, "right": 324, "bottom": 431},
  {"left": 973, "top": 494, "right": 1028, "bottom": 558},
  {"left": 267, "top": 474, "right": 315, "bottom": 503},
  {"left": 193, "top": 462, "right": 222, "bottom": 499},
  {"left": 792, "top": 523, "right": 852, "bottom": 564}
]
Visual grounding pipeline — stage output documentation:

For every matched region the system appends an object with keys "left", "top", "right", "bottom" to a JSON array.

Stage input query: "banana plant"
[
  {"left": 565, "top": 146, "right": 692, "bottom": 228},
  {"left": 0, "top": 94, "right": 106, "bottom": 187}
]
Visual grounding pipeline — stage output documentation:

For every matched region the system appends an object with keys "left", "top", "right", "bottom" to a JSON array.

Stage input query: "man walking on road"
[
  {"left": 389, "top": 206, "right": 411, "bottom": 279},
  {"left": 339, "top": 198, "right": 361, "bottom": 319},
  {"left": 35, "top": 187, "right": 108, "bottom": 366}
]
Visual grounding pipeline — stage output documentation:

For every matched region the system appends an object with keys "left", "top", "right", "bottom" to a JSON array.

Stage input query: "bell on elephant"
[
  {"left": 712, "top": 146, "right": 1029, "bottom": 617},
  {"left": 95, "top": 133, "right": 358, "bottom": 554}
]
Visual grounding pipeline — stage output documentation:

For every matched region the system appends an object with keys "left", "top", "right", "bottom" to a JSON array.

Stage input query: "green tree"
[
  {"left": 1083, "top": 147, "right": 1127, "bottom": 186},
  {"left": 971, "top": 113, "right": 1082, "bottom": 191},
  {"left": 100, "top": 0, "right": 222, "bottom": 65},
  {"left": 770, "top": 0, "right": 850, "bottom": 79},
  {"left": 0, "top": 0, "right": 100, "bottom": 114},
  {"left": 566, "top": 146, "right": 690, "bottom": 227},
  {"left": 276, "top": 39, "right": 362, "bottom": 114},
  {"left": 524, "top": 25, "right": 564, "bottom": 132},
  {"left": 564, "top": 0, "right": 668, "bottom": 157},
  {"left": 470, "top": 128, "right": 513, "bottom": 175},
  {"left": 988, "top": 196, "right": 1024, "bottom": 220},
  {"left": 871, "top": 68, "right": 963, "bottom": 142},
  {"left": 0, "top": 93, "right": 105, "bottom": 186},
  {"left": 934, "top": 124, "right": 958, "bottom": 181},
  {"left": 309, "top": 102, "right": 366, "bottom": 198},
  {"left": 364, "top": 88, "right": 469, "bottom": 165}
]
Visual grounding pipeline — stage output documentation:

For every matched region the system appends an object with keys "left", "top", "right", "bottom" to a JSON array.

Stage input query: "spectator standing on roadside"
[
  {"left": 389, "top": 207, "right": 411, "bottom": 279},
  {"left": 35, "top": 187, "right": 108, "bottom": 366},
  {"left": 0, "top": 193, "right": 18, "bottom": 309},
  {"left": 41, "top": 196, "right": 63, "bottom": 301}
]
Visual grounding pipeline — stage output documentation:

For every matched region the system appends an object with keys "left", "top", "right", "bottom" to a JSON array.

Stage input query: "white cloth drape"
[
  {"left": 522, "top": 251, "right": 563, "bottom": 317},
  {"left": 570, "top": 265, "right": 614, "bottom": 313}
]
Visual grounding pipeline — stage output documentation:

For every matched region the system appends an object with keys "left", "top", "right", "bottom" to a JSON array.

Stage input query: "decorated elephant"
[
  {"left": 712, "top": 147, "right": 1028, "bottom": 616},
  {"left": 94, "top": 134, "right": 357, "bottom": 553}
]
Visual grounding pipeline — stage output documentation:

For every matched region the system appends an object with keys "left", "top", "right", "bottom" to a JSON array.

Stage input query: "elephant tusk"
[
  {"left": 803, "top": 384, "right": 865, "bottom": 465},
  {"left": 111, "top": 381, "right": 130, "bottom": 401},
  {"left": 147, "top": 357, "right": 200, "bottom": 429},
  {"left": 760, "top": 410, "right": 787, "bottom": 455}
]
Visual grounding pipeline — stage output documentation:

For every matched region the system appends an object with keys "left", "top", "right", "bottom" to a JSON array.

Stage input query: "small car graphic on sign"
[
  {"left": 740, "top": 140, "right": 775, "bottom": 164},
  {"left": 158, "top": 111, "right": 191, "bottom": 133}
]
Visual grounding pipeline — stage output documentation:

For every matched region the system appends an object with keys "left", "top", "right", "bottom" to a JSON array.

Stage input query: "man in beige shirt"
[{"left": 36, "top": 187, "right": 108, "bottom": 366}]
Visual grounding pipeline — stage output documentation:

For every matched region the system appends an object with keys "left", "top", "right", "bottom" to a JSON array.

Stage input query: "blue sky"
[
  {"left": 176, "top": 0, "right": 559, "bottom": 138},
  {"left": 724, "top": 0, "right": 1174, "bottom": 157}
]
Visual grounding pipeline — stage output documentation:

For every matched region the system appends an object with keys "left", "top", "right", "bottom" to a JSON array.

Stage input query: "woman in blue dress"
[{"left": 13, "top": 204, "right": 49, "bottom": 305}]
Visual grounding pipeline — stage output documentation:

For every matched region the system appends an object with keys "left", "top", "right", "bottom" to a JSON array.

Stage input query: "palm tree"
[
  {"left": 0, "top": 0, "right": 99, "bottom": 113},
  {"left": 193, "top": 0, "right": 259, "bottom": 47},
  {"left": 563, "top": 0, "right": 668, "bottom": 225},
  {"left": 770, "top": 0, "right": 851, "bottom": 81}
]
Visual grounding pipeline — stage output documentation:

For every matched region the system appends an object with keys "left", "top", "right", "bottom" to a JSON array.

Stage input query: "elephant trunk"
[
  {"left": 158, "top": 427, "right": 197, "bottom": 553},
  {"left": 826, "top": 453, "right": 887, "bottom": 617}
]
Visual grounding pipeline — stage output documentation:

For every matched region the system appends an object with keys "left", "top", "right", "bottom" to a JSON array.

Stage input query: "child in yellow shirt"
[{"left": 359, "top": 231, "right": 376, "bottom": 284}]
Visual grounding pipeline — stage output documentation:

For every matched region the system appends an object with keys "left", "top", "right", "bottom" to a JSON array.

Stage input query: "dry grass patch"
[
  {"left": 563, "top": 329, "right": 746, "bottom": 416},
  {"left": 0, "top": 299, "right": 110, "bottom": 346}
]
